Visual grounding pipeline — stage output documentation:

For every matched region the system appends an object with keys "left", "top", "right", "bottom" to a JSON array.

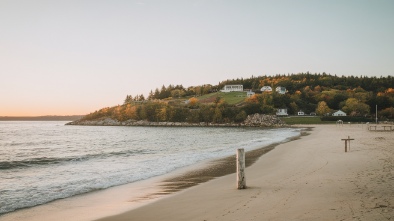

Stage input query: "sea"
[{"left": 0, "top": 121, "right": 301, "bottom": 215}]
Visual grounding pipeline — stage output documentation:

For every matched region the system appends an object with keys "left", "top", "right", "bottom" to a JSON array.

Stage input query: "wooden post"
[
  {"left": 237, "top": 148, "right": 246, "bottom": 189},
  {"left": 341, "top": 137, "right": 355, "bottom": 153},
  {"left": 344, "top": 140, "right": 348, "bottom": 152}
]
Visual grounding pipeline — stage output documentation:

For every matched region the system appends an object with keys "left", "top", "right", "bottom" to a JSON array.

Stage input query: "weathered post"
[
  {"left": 344, "top": 140, "right": 348, "bottom": 152},
  {"left": 341, "top": 136, "right": 355, "bottom": 153},
  {"left": 237, "top": 148, "right": 246, "bottom": 189}
]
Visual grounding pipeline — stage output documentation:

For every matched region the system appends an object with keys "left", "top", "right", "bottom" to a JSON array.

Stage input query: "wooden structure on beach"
[
  {"left": 341, "top": 136, "right": 354, "bottom": 152},
  {"left": 368, "top": 125, "right": 394, "bottom": 131},
  {"left": 236, "top": 148, "right": 246, "bottom": 189}
]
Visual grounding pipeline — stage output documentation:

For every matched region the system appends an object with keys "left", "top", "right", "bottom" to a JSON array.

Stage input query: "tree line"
[
  {"left": 80, "top": 73, "right": 394, "bottom": 123},
  {"left": 82, "top": 99, "right": 248, "bottom": 124}
]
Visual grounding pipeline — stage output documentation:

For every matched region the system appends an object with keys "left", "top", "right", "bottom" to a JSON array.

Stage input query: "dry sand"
[
  {"left": 1, "top": 124, "right": 393, "bottom": 221},
  {"left": 97, "top": 124, "right": 394, "bottom": 221}
]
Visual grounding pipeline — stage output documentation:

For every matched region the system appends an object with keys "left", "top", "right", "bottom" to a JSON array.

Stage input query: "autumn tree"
[
  {"left": 315, "top": 101, "right": 331, "bottom": 116},
  {"left": 124, "top": 104, "right": 137, "bottom": 119},
  {"left": 188, "top": 97, "right": 199, "bottom": 108},
  {"left": 156, "top": 106, "right": 168, "bottom": 122},
  {"left": 342, "top": 98, "right": 370, "bottom": 116},
  {"left": 112, "top": 105, "right": 124, "bottom": 121}
]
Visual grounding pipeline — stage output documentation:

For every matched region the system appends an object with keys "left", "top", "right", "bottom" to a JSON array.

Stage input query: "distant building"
[
  {"left": 298, "top": 110, "right": 305, "bottom": 116},
  {"left": 332, "top": 110, "right": 347, "bottom": 116},
  {"left": 275, "top": 86, "right": 287, "bottom": 94},
  {"left": 260, "top": 86, "right": 272, "bottom": 92},
  {"left": 246, "top": 90, "right": 255, "bottom": 97},
  {"left": 276, "top": 108, "right": 288, "bottom": 116},
  {"left": 221, "top": 85, "right": 243, "bottom": 92}
]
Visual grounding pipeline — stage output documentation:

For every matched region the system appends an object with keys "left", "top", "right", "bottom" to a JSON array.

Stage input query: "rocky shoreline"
[{"left": 66, "top": 114, "right": 287, "bottom": 127}]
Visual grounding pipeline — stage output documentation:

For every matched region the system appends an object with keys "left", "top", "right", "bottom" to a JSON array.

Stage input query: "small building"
[
  {"left": 246, "top": 90, "right": 255, "bottom": 97},
  {"left": 298, "top": 110, "right": 305, "bottom": 116},
  {"left": 275, "top": 86, "right": 286, "bottom": 94},
  {"left": 276, "top": 108, "right": 288, "bottom": 116},
  {"left": 260, "top": 86, "right": 272, "bottom": 92},
  {"left": 332, "top": 110, "right": 347, "bottom": 116},
  {"left": 221, "top": 85, "right": 243, "bottom": 92}
]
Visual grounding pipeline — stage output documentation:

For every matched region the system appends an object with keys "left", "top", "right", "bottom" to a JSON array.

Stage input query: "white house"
[
  {"left": 332, "top": 110, "right": 347, "bottom": 116},
  {"left": 221, "top": 85, "right": 243, "bottom": 92},
  {"left": 275, "top": 86, "right": 286, "bottom": 94},
  {"left": 246, "top": 90, "right": 255, "bottom": 97},
  {"left": 298, "top": 110, "right": 305, "bottom": 116},
  {"left": 276, "top": 108, "right": 288, "bottom": 116},
  {"left": 260, "top": 86, "right": 272, "bottom": 92}
]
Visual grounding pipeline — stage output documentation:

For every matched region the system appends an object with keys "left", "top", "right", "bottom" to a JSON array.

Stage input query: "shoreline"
[
  {"left": 0, "top": 128, "right": 302, "bottom": 221},
  {"left": 65, "top": 114, "right": 288, "bottom": 128},
  {"left": 152, "top": 131, "right": 306, "bottom": 196},
  {"left": 3, "top": 124, "right": 392, "bottom": 220},
  {"left": 96, "top": 124, "right": 394, "bottom": 221}
]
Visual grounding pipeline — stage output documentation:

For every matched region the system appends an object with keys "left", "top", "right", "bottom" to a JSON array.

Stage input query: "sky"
[{"left": 1, "top": 0, "right": 393, "bottom": 116}]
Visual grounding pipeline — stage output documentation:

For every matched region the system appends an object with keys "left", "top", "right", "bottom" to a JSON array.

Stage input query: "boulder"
[{"left": 243, "top": 114, "right": 286, "bottom": 127}]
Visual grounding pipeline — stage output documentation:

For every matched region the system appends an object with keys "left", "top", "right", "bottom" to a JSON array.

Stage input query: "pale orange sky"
[{"left": 1, "top": 0, "right": 393, "bottom": 116}]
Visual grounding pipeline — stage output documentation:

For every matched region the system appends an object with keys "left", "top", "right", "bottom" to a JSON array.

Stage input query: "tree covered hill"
[{"left": 79, "top": 73, "right": 394, "bottom": 123}]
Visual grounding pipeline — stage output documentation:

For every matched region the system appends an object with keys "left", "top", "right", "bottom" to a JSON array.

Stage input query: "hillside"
[{"left": 73, "top": 73, "right": 394, "bottom": 125}]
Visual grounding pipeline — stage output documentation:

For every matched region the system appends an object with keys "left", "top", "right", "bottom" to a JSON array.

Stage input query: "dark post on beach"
[
  {"left": 341, "top": 136, "right": 355, "bottom": 152},
  {"left": 237, "top": 148, "right": 246, "bottom": 189}
]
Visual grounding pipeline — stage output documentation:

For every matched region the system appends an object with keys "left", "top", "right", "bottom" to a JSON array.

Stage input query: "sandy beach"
[
  {"left": 1, "top": 124, "right": 393, "bottom": 221},
  {"left": 97, "top": 124, "right": 394, "bottom": 221}
]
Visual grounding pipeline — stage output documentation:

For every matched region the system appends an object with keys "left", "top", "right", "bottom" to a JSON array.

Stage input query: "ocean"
[{"left": 0, "top": 121, "right": 301, "bottom": 215}]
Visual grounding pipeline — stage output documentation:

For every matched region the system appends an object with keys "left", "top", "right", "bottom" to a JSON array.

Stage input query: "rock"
[
  {"left": 243, "top": 114, "right": 287, "bottom": 127},
  {"left": 66, "top": 114, "right": 286, "bottom": 127}
]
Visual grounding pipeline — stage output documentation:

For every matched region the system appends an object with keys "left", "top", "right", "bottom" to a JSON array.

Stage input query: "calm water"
[{"left": 0, "top": 121, "right": 301, "bottom": 214}]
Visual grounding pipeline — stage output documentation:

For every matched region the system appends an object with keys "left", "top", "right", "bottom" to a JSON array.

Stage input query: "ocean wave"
[
  {"left": 0, "top": 157, "right": 86, "bottom": 170},
  {"left": 0, "top": 149, "right": 151, "bottom": 170}
]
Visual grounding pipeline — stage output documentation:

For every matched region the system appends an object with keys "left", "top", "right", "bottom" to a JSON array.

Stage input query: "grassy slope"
[{"left": 197, "top": 91, "right": 247, "bottom": 105}]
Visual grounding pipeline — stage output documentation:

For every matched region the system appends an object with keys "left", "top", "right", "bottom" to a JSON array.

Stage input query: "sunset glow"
[{"left": 1, "top": 0, "right": 393, "bottom": 116}]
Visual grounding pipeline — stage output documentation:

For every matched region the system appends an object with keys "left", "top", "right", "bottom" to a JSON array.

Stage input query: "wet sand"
[
  {"left": 2, "top": 124, "right": 393, "bottom": 221},
  {"left": 97, "top": 124, "right": 394, "bottom": 221}
]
